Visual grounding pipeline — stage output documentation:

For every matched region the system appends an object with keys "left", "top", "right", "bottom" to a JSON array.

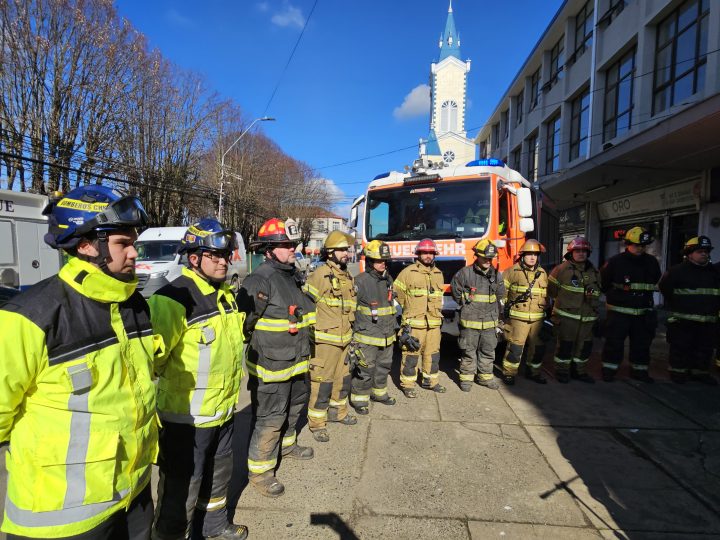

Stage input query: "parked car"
[
  {"left": 295, "top": 251, "right": 311, "bottom": 274},
  {"left": 309, "top": 256, "right": 323, "bottom": 273},
  {"left": 134, "top": 227, "right": 248, "bottom": 297}
]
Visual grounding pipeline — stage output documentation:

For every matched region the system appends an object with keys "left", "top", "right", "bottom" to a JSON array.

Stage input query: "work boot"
[
  {"left": 573, "top": 373, "right": 595, "bottom": 384},
  {"left": 690, "top": 373, "right": 718, "bottom": 386},
  {"left": 477, "top": 378, "right": 500, "bottom": 390},
  {"left": 402, "top": 388, "right": 418, "bottom": 398},
  {"left": 206, "top": 523, "right": 249, "bottom": 540},
  {"left": 556, "top": 372, "right": 570, "bottom": 384},
  {"left": 670, "top": 371, "right": 687, "bottom": 384},
  {"left": 352, "top": 404, "right": 370, "bottom": 415},
  {"left": 282, "top": 445, "right": 314, "bottom": 460},
  {"left": 630, "top": 370, "right": 654, "bottom": 383},
  {"left": 528, "top": 372, "right": 547, "bottom": 384},
  {"left": 371, "top": 395, "right": 396, "bottom": 405},
  {"left": 502, "top": 374, "right": 515, "bottom": 386},
  {"left": 429, "top": 384, "right": 446, "bottom": 393},
  {"left": 460, "top": 382, "right": 472, "bottom": 392},
  {"left": 601, "top": 368, "right": 615, "bottom": 382},
  {"left": 250, "top": 474, "right": 285, "bottom": 498},
  {"left": 328, "top": 409, "right": 358, "bottom": 425},
  {"left": 312, "top": 429, "right": 330, "bottom": 443}
]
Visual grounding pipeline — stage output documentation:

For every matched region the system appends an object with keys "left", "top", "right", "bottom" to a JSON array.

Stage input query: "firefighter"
[
  {"left": 0, "top": 186, "right": 157, "bottom": 539},
  {"left": 303, "top": 230, "right": 358, "bottom": 442},
  {"left": 600, "top": 226, "right": 661, "bottom": 382},
  {"left": 394, "top": 238, "right": 447, "bottom": 397},
  {"left": 450, "top": 239, "right": 505, "bottom": 391},
  {"left": 548, "top": 237, "right": 601, "bottom": 384},
  {"left": 501, "top": 239, "right": 550, "bottom": 385},
  {"left": 237, "top": 218, "right": 315, "bottom": 498},
  {"left": 349, "top": 240, "right": 398, "bottom": 413},
  {"left": 659, "top": 236, "right": 720, "bottom": 385},
  {"left": 150, "top": 219, "right": 248, "bottom": 540}
]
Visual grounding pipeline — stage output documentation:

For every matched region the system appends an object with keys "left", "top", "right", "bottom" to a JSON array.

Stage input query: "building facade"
[
  {"left": 302, "top": 210, "right": 349, "bottom": 253},
  {"left": 476, "top": 0, "right": 720, "bottom": 271},
  {"left": 419, "top": 1, "right": 476, "bottom": 167}
]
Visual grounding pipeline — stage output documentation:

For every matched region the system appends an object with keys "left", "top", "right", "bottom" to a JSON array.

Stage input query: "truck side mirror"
[
  {"left": 348, "top": 194, "right": 365, "bottom": 230},
  {"left": 517, "top": 187, "right": 533, "bottom": 218},
  {"left": 519, "top": 217, "right": 535, "bottom": 233}
]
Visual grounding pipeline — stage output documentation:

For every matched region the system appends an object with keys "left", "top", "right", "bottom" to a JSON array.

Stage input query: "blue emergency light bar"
[
  {"left": 466, "top": 158, "right": 505, "bottom": 167},
  {"left": 373, "top": 172, "right": 390, "bottom": 180}
]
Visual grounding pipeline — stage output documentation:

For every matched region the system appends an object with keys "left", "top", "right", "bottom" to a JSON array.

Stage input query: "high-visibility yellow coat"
[
  {"left": 0, "top": 257, "right": 158, "bottom": 538},
  {"left": 304, "top": 260, "right": 356, "bottom": 346},
  {"left": 394, "top": 261, "right": 444, "bottom": 329},
  {"left": 149, "top": 267, "right": 245, "bottom": 427}
]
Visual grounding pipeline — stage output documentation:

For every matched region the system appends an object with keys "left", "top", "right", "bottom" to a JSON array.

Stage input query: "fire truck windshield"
[{"left": 365, "top": 179, "right": 491, "bottom": 241}]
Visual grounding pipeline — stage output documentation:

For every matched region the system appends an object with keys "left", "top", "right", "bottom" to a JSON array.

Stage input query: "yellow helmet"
[
  {"left": 519, "top": 239, "right": 546, "bottom": 254},
  {"left": 624, "top": 226, "right": 653, "bottom": 246},
  {"left": 683, "top": 236, "right": 712, "bottom": 254},
  {"left": 364, "top": 240, "right": 391, "bottom": 260},
  {"left": 472, "top": 239, "right": 498, "bottom": 258},
  {"left": 323, "top": 230, "right": 354, "bottom": 250}
]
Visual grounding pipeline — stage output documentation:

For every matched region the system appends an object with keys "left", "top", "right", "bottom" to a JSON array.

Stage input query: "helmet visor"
[
  {"left": 200, "top": 231, "right": 236, "bottom": 251},
  {"left": 78, "top": 196, "right": 149, "bottom": 235}
]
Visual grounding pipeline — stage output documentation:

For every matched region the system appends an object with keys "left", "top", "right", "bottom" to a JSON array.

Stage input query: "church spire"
[{"left": 439, "top": 0, "right": 461, "bottom": 61}]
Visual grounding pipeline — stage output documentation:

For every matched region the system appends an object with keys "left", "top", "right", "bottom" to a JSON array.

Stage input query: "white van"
[
  {"left": 134, "top": 227, "right": 248, "bottom": 298},
  {"left": 0, "top": 189, "right": 62, "bottom": 291}
]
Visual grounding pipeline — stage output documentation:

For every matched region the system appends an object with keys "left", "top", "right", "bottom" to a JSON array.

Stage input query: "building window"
[
  {"left": 653, "top": 0, "right": 709, "bottom": 115},
  {"left": 604, "top": 47, "right": 635, "bottom": 141},
  {"left": 526, "top": 133, "right": 538, "bottom": 181},
  {"left": 530, "top": 68, "right": 541, "bottom": 110},
  {"left": 573, "top": 1, "right": 594, "bottom": 61},
  {"left": 479, "top": 141, "right": 488, "bottom": 159},
  {"left": 570, "top": 88, "right": 590, "bottom": 161},
  {"left": 598, "top": 0, "right": 627, "bottom": 28},
  {"left": 515, "top": 89, "right": 524, "bottom": 125},
  {"left": 549, "top": 37, "right": 565, "bottom": 87},
  {"left": 492, "top": 123, "right": 500, "bottom": 150},
  {"left": 440, "top": 100, "right": 458, "bottom": 132},
  {"left": 332, "top": 221, "right": 340, "bottom": 231},
  {"left": 511, "top": 146, "right": 521, "bottom": 172},
  {"left": 501, "top": 109, "right": 509, "bottom": 139},
  {"left": 545, "top": 114, "right": 561, "bottom": 174}
]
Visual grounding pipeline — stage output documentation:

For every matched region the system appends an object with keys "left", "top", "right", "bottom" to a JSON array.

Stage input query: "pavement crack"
[{"left": 696, "top": 432, "right": 720, "bottom": 481}]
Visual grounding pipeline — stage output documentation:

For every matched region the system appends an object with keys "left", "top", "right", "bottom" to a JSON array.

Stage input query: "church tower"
[{"left": 419, "top": 1, "right": 476, "bottom": 167}]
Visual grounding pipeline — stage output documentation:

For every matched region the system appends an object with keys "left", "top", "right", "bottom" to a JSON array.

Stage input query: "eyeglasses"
[{"left": 202, "top": 251, "right": 231, "bottom": 262}]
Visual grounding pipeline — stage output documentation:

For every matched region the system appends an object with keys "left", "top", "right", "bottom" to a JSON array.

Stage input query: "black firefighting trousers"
[
  {"left": 667, "top": 320, "right": 715, "bottom": 374},
  {"left": 601, "top": 311, "right": 656, "bottom": 374}
]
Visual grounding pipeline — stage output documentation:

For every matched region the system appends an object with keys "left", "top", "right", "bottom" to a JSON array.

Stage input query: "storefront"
[
  {"left": 595, "top": 178, "right": 704, "bottom": 271},
  {"left": 558, "top": 205, "right": 587, "bottom": 254}
]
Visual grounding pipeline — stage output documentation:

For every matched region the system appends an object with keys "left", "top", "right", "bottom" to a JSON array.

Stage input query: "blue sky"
[{"left": 115, "top": 0, "right": 564, "bottom": 216}]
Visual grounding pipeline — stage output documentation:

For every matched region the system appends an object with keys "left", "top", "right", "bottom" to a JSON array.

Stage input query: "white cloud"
[
  {"left": 256, "top": 2, "right": 269, "bottom": 12},
  {"left": 165, "top": 8, "right": 194, "bottom": 28},
  {"left": 271, "top": 3, "right": 305, "bottom": 29},
  {"left": 313, "top": 177, "right": 351, "bottom": 218},
  {"left": 393, "top": 84, "right": 431, "bottom": 120}
]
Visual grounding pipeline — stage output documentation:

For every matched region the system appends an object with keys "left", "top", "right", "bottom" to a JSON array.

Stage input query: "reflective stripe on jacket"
[
  {"left": 659, "top": 260, "right": 720, "bottom": 324},
  {"left": 0, "top": 257, "right": 158, "bottom": 538},
  {"left": 394, "top": 261, "right": 444, "bottom": 329},
  {"left": 600, "top": 251, "right": 661, "bottom": 311},
  {"left": 353, "top": 268, "right": 397, "bottom": 346},
  {"left": 450, "top": 264, "right": 505, "bottom": 327},
  {"left": 150, "top": 268, "right": 245, "bottom": 427},
  {"left": 503, "top": 263, "right": 548, "bottom": 320},
  {"left": 548, "top": 259, "right": 601, "bottom": 321},
  {"left": 304, "top": 260, "right": 356, "bottom": 346},
  {"left": 237, "top": 259, "right": 315, "bottom": 382}
]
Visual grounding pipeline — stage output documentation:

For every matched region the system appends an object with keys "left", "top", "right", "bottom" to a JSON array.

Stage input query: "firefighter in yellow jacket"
[
  {"left": 395, "top": 238, "right": 447, "bottom": 397},
  {"left": 502, "top": 239, "right": 550, "bottom": 385},
  {"left": 0, "top": 186, "right": 156, "bottom": 539},
  {"left": 149, "top": 219, "right": 248, "bottom": 540},
  {"left": 303, "top": 231, "right": 358, "bottom": 442},
  {"left": 548, "top": 237, "right": 601, "bottom": 383}
]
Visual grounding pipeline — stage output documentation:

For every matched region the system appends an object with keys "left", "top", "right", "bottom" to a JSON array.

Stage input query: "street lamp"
[{"left": 218, "top": 116, "right": 275, "bottom": 221}]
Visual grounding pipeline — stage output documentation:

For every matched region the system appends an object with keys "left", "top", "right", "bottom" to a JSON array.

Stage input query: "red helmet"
[
  {"left": 249, "top": 218, "right": 300, "bottom": 252},
  {"left": 567, "top": 236, "right": 592, "bottom": 253},
  {"left": 415, "top": 238, "right": 438, "bottom": 255}
]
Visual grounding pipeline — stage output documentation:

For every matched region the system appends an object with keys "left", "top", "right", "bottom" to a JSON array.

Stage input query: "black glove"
[
  {"left": 539, "top": 319, "right": 555, "bottom": 343},
  {"left": 398, "top": 326, "right": 420, "bottom": 352}
]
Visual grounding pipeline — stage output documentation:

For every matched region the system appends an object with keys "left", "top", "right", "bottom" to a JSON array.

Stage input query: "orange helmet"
[
  {"left": 249, "top": 218, "right": 300, "bottom": 252},
  {"left": 415, "top": 238, "right": 438, "bottom": 255}
]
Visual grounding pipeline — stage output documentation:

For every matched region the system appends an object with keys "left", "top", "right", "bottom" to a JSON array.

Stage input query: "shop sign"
[
  {"left": 559, "top": 205, "right": 585, "bottom": 230},
  {"left": 597, "top": 179, "right": 702, "bottom": 220}
]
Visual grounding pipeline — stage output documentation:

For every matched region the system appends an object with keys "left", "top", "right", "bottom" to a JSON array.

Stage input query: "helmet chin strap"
[{"left": 77, "top": 233, "right": 136, "bottom": 282}]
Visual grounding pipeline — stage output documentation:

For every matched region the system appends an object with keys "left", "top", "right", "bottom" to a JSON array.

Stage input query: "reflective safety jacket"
[
  {"left": 601, "top": 251, "right": 661, "bottom": 315},
  {"left": 353, "top": 268, "right": 397, "bottom": 347},
  {"left": 450, "top": 264, "right": 505, "bottom": 329},
  {"left": 0, "top": 257, "right": 158, "bottom": 538},
  {"left": 395, "top": 261, "right": 444, "bottom": 328},
  {"left": 503, "top": 263, "right": 549, "bottom": 321},
  {"left": 304, "top": 260, "right": 356, "bottom": 346},
  {"left": 150, "top": 268, "right": 245, "bottom": 427},
  {"left": 548, "top": 260, "right": 601, "bottom": 322},
  {"left": 659, "top": 260, "right": 720, "bottom": 323},
  {"left": 237, "top": 259, "right": 315, "bottom": 381}
]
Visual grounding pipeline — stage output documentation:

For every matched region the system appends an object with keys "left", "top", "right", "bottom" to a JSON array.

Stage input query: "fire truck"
[{"left": 348, "top": 158, "right": 549, "bottom": 334}]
